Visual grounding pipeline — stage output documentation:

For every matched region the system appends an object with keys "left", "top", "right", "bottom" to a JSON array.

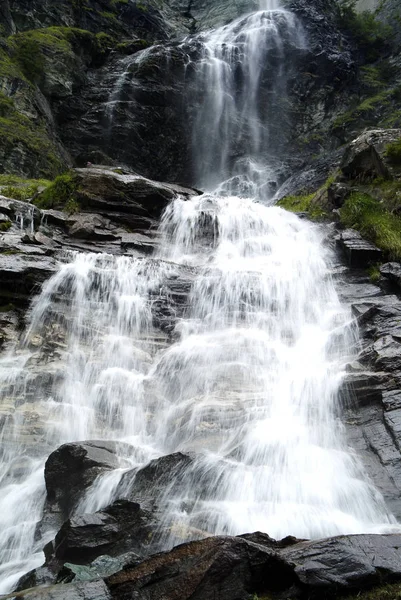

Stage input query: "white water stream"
[{"left": 0, "top": 0, "right": 398, "bottom": 593}]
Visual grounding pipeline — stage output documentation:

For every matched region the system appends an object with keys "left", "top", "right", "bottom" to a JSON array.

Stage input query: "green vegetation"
[
  {"left": 340, "top": 191, "right": 401, "bottom": 260},
  {"left": 385, "top": 139, "right": 401, "bottom": 166},
  {"left": 0, "top": 175, "right": 51, "bottom": 201},
  {"left": 0, "top": 221, "right": 12, "bottom": 232},
  {"left": 337, "top": 0, "right": 393, "bottom": 60},
  {"left": 33, "top": 172, "right": 79, "bottom": 210},
  {"left": 277, "top": 192, "right": 327, "bottom": 220},
  {"left": 368, "top": 264, "right": 381, "bottom": 283},
  {"left": 344, "top": 582, "right": 401, "bottom": 599}
]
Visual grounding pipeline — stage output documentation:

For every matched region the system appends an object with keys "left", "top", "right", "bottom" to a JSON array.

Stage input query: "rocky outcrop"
[
  {"left": 44, "top": 441, "right": 129, "bottom": 523},
  {"left": 337, "top": 229, "right": 382, "bottom": 267},
  {"left": 341, "top": 129, "right": 401, "bottom": 181},
  {"left": 16, "top": 529, "right": 401, "bottom": 599}
]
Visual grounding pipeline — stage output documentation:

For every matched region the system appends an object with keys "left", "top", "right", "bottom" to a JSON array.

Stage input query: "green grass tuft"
[
  {"left": 385, "top": 138, "right": 401, "bottom": 165},
  {"left": 340, "top": 192, "right": 401, "bottom": 260}
]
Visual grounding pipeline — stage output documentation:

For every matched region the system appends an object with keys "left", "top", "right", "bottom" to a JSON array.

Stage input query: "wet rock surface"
[{"left": 16, "top": 531, "right": 401, "bottom": 600}]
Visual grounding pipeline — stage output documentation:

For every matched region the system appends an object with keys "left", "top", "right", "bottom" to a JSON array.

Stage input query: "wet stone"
[{"left": 337, "top": 229, "right": 382, "bottom": 268}]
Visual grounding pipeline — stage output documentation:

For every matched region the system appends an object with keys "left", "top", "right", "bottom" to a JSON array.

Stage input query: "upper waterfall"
[{"left": 187, "top": 0, "right": 305, "bottom": 197}]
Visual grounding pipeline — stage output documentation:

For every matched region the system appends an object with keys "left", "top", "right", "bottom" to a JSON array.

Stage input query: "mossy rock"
[{"left": 33, "top": 172, "right": 80, "bottom": 210}]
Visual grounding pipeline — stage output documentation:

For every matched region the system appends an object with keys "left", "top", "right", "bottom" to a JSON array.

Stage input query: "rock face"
[{"left": 341, "top": 129, "right": 401, "bottom": 181}]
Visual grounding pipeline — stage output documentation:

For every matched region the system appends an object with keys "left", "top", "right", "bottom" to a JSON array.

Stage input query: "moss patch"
[
  {"left": 0, "top": 221, "right": 12, "bottom": 232},
  {"left": 385, "top": 139, "right": 401, "bottom": 166},
  {"left": 33, "top": 172, "right": 79, "bottom": 210},
  {"left": 0, "top": 176, "right": 51, "bottom": 201},
  {"left": 340, "top": 191, "right": 401, "bottom": 260}
]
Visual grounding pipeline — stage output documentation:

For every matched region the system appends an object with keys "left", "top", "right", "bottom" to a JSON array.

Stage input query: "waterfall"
[
  {"left": 187, "top": 0, "right": 305, "bottom": 196},
  {"left": 0, "top": 0, "right": 398, "bottom": 593}
]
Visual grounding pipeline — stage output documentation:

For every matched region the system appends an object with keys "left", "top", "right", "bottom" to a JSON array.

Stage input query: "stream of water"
[{"left": 0, "top": 0, "right": 398, "bottom": 593}]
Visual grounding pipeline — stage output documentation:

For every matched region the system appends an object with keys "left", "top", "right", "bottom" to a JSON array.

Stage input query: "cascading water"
[{"left": 0, "top": 0, "right": 399, "bottom": 593}]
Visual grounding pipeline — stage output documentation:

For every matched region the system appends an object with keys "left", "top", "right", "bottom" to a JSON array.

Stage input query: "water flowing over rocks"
[{"left": 2, "top": 0, "right": 401, "bottom": 597}]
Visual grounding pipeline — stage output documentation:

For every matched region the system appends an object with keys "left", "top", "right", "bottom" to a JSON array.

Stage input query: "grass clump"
[
  {"left": 277, "top": 192, "right": 328, "bottom": 220},
  {"left": 344, "top": 582, "right": 401, "bottom": 599},
  {"left": 368, "top": 264, "right": 381, "bottom": 283},
  {"left": 34, "top": 172, "right": 79, "bottom": 210},
  {"left": 0, "top": 177, "right": 51, "bottom": 201},
  {"left": 385, "top": 139, "right": 401, "bottom": 166},
  {"left": 340, "top": 192, "right": 401, "bottom": 260},
  {"left": 0, "top": 221, "right": 12, "bottom": 232}
]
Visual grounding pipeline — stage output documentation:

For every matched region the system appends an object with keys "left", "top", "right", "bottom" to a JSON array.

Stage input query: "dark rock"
[
  {"left": 120, "top": 452, "right": 195, "bottom": 510},
  {"left": 337, "top": 229, "right": 382, "bottom": 268},
  {"left": 69, "top": 167, "right": 199, "bottom": 231},
  {"left": 53, "top": 500, "right": 155, "bottom": 565},
  {"left": 327, "top": 182, "right": 352, "bottom": 208},
  {"left": 44, "top": 441, "right": 129, "bottom": 524},
  {"left": 380, "top": 262, "right": 401, "bottom": 290},
  {"left": 0, "top": 254, "right": 57, "bottom": 305},
  {"left": 68, "top": 213, "right": 120, "bottom": 241},
  {"left": 106, "top": 533, "right": 401, "bottom": 600},
  {"left": 359, "top": 335, "right": 401, "bottom": 371},
  {"left": 280, "top": 534, "right": 401, "bottom": 593},
  {"left": 341, "top": 129, "right": 401, "bottom": 181}
]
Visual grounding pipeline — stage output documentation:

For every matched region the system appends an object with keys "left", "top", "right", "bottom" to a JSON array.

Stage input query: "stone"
[
  {"left": 120, "top": 452, "right": 195, "bottom": 509},
  {"left": 52, "top": 500, "right": 154, "bottom": 565},
  {"left": 380, "top": 262, "right": 401, "bottom": 290},
  {"left": 106, "top": 533, "right": 401, "bottom": 600},
  {"left": 341, "top": 129, "right": 401, "bottom": 181},
  {"left": 69, "top": 167, "right": 199, "bottom": 231},
  {"left": 44, "top": 441, "right": 131, "bottom": 523},
  {"left": 67, "top": 214, "right": 120, "bottom": 241},
  {"left": 337, "top": 229, "right": 382, "bottom": 268},
  {"left": 0, "top": 254, "right": 57, "bottom": 305},
  {"left": 280, "top": 534, "right": 401, "bottom": 592}
]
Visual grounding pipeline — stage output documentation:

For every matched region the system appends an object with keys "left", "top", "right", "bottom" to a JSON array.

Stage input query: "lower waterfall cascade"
[{"left": 0, "top": 0, "right": 400, "bottom": 594}]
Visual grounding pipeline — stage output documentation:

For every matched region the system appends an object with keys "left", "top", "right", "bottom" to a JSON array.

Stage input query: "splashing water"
[{"left": 0, "top": 0, "right": 399, "bottom": 593}]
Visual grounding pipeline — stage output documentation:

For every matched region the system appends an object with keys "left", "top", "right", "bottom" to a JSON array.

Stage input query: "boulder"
[
  {"left": 120, "top": 452, "right": 195, "bottom": 510},
  {"left": 52, "top": 500, "right": 155, "bottom": 565},
  {"left": 380, "top": 262, "right": 401, "bottom": 290},
  {"left": 44, "top": 441, "right": 130, "bottom": 523},
  {"left": 341, "top": 129, "right": 401, "bottom": 181},
  {"left": 60, "top": 167, "right": 199, "bottom": 232}
]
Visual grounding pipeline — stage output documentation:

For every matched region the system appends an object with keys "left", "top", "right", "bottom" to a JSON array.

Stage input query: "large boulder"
[
  {"left": 40, "top": 167, "right": 200, "bottom": 232},
  {"left": 44, "top": 441, "right": 131, "bottom": 524},
  {"left": 52, "top": 500, "right": 156, "bottom": 565},
  {"left": 341, "top": 129, "right": 401, "bottom": 181}
]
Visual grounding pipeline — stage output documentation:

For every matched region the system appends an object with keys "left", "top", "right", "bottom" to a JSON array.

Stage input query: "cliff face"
[{"left": 0, "top": 0, "right": 389, "bottom": 187}]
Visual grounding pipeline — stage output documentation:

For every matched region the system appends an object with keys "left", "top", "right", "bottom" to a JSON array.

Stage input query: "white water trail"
[{"left": 0, "top": 0, "right": 399, "bottom": 593}]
